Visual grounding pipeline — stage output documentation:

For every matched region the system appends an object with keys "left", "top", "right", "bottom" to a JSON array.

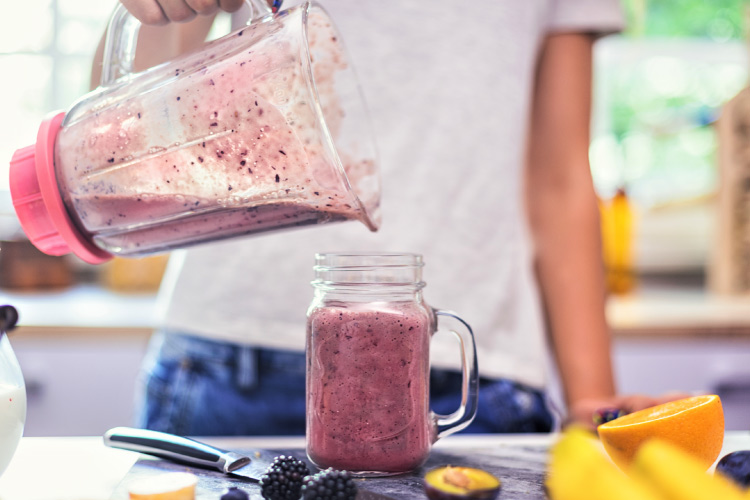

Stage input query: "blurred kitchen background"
[{"left": 1, "top": 0, "right": 750, "bottom": 434}]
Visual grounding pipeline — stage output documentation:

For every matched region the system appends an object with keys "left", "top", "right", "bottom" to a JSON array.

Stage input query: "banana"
[
  {"left": 547, "top": 429, "right": 750, "bottom": 500},
  {"left": 546, "top": 428, "right": 665, "bottom": 500},
  {"left": 632, "top": 439, "right": 746, "bottom": 500}
]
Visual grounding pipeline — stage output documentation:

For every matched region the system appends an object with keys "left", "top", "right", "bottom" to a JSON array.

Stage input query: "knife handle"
[{"left": 103, "top": 426, "right": 250, "bottom": 473}]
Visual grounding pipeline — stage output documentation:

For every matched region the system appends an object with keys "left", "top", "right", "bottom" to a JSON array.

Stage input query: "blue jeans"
[{"left": 135, "top": 331, "right": 554, "bottom": 435}]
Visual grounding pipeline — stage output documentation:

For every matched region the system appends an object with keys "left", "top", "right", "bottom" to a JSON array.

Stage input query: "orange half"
[{"left": 597, "top": 394, "right": 724, "bottom": 470}]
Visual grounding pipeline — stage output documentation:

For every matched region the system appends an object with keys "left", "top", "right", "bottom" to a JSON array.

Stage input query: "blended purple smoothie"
[
  {"left": 306, "top": 302, "right": 435, "bottom": 474},
  {"left": 54, "top": 8, "right": 378, "bottom": 256}
]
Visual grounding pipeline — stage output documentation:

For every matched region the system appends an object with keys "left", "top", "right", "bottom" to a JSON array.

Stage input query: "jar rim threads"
[{"left": 312, "top": 252, "right": 425, "bottom": 290}]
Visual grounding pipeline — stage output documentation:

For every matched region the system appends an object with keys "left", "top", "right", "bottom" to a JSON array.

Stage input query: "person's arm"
[
  {"left": 526, "top": 32, "right": 615, "bottom": 422},
  {"left": 526, "top": 32, "right": 686, "bottom": 427}
]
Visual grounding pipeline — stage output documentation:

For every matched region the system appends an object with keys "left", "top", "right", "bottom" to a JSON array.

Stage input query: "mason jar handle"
[
  {"left": 100, "top": 0, "right": 274, "bottom": 86},
  {"left": 432, "top": 309, "right": 479, "bottom": 440}
]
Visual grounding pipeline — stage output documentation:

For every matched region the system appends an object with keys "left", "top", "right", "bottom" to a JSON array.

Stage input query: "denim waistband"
[
  {"left": 157, "top": 331, "right": 506, "bottom": 384},
  {"left": 157, "top": 331, "right": 306, "bottom": 389}
]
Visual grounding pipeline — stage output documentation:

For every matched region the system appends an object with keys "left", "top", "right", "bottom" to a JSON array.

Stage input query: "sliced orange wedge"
[{"left": 597, "top": 394, "right": 724, "bottom": 470}]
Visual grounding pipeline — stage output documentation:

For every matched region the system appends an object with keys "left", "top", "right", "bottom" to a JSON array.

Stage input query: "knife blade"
[{"left": 103, "top": 427, "right": 399, "bottom": 499}]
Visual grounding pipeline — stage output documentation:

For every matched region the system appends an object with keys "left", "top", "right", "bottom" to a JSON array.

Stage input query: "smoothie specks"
[{"left": 308, "top": 305, "right": 430, "bottom": 471}]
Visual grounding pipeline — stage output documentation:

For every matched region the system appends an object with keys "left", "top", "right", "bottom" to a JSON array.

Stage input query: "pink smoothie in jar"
[{"left": 306, "top": 302, "right": 435, "bottom": 475}]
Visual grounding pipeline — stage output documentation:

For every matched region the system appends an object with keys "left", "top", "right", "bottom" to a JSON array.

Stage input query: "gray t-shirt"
[{"left": 158, "top": 0, "right": 624, "bottom": 389}]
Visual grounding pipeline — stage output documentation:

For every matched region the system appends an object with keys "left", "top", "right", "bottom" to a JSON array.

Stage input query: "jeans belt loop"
[{"left": 236, "top": 345, "right": 258, "bottom": 390}]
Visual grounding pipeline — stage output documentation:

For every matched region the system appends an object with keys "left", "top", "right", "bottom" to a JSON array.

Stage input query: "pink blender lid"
[{"left": 9, "top": 112, "right": 112, "bottom": 264}]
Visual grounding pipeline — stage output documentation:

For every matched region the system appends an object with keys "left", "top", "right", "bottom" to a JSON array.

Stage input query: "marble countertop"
[
  {"left": 1, "top": 433, "right": 749, "bottom": 500},
  {"left": 0, "top": 434, "right": 548, "bottom": 500}
]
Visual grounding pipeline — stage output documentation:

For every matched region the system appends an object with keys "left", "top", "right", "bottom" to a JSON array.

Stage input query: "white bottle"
[{"left": 0, "top": 333, "right": 26, "bottom": 478}]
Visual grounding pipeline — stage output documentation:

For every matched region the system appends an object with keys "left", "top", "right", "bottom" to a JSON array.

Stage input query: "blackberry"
[
  {"left": 220, "top": 487, "right": 249, "bottom": 500},
  {"left": 259, "top": 455, "right": 311, "bottom": 500},
  {"left": 301, "top": 468, "right": 357, "bottom": 500}
]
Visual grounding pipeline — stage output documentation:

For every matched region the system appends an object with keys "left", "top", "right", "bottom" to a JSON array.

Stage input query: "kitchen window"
[{"left": 592, "top": 0, "right": 747, "bottom": 276}]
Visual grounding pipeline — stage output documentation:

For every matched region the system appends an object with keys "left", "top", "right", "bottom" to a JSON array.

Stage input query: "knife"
[
  {"left": 104, "top": 426, "right": 273, "bottom": 482},
  {"left": 104, "top": 427, "right": 399, "bottom": 499}
]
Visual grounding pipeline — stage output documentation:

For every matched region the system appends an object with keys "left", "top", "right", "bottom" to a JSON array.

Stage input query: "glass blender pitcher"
[
  {"left": 9, "top": 1, "right": 380, "bottom": 264},
  {"left": 0, "top": 305, "right": 25, "bottom": 478}
]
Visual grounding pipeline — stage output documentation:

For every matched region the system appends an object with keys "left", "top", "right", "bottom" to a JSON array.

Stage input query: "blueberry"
[
  {"left": 715, "top": 450, "right": 750, "bottom": 488},
  {"left": 593, "top": 407, "right": 626, "bottom": 426},
  {"left": 220, "top": 486, "right": 249, "bottom": 500}
]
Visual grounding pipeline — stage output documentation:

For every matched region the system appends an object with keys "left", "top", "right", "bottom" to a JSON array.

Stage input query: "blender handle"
[
  {"left": 101, "top": 0, "right": 275, "bottom": 87},
  {"left": 431, "top": 309, "right": 479, "bottom": 440}
]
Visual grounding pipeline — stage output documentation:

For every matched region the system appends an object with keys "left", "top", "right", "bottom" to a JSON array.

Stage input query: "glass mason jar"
[{"left": 306, "top": 253, "right": 479, "bottom": 476}]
